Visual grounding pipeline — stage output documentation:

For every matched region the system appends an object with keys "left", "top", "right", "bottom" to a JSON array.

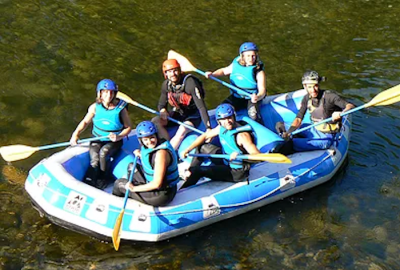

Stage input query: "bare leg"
[
  {"left": 170, "top": 121, "right": 194, "bottom": 150},
  {"left": 151, "top": 116, "right": 170, "bottom": 141}
]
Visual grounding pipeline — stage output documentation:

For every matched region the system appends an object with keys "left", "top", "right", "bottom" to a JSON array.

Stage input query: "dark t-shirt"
[
  {"left": 296, "top": 90, "right": 351, "bottom": 120},
  {"left": 157, "top": 75, "right": 211, "bottom": 129}
]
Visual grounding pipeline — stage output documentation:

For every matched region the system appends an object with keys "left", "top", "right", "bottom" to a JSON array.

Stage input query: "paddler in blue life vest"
[
  {"left": 280, "top": 71, "right": 355, "bottom": 152},
  {"left": 153, "top": 59, "right": 212, "bottom": 150},
  {"left": 112, "top": 121, "right": 178, "bottom": 206},
  {"left": 70, "top": 79, "right": 132, "bottom": 189},
  {"left": 180, "top": 103, "right": 261, "bottom": 188},
  {"left": 205, "top": 42, "right": 266, "bottom": 124}
]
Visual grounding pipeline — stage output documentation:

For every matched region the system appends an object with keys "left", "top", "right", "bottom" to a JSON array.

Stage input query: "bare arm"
[
  {"left": 115, "top": 108, "right": 132, "bottom": 140},
  {"left": 286, "top": 117, "right": 303, "bottom": 134},
  {"left": 70, "top": 104, "right": 96, "bottom": 145},
  {"left": 206, "top": 64, "right": 233, "bottom": 78},
  {"left": 237, "top": 132, "right": 260, "bottom": 155},
  {"left": 130, "top": 150, "right": 170, "bottom": 192},
  {"left": 256, "top": 70, "right": 267, "bottom": 99},
  {"left": 343, "top": 103, "right": 355, "bottom": 112},
  {"left": 182, "top": 126, "right": 220, "bottom": 156}
]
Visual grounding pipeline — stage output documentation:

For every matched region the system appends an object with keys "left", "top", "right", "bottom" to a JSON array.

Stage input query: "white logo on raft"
[
  {"left": 64, "top": 191, "right": 87, "bottom": 215},
  {"left": 32, "top": 173, "right": 51, "bottom": 196},
  {"left": 35, "top": 173, "right": 50, "bottom": 188}
]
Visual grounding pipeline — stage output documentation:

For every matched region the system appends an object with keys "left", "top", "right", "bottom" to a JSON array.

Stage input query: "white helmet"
[{"left": 302, "top": 70, "right": 320, "bottom": 84}]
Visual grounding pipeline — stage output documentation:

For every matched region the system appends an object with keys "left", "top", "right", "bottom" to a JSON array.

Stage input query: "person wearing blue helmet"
[
  {"left": 180, "top": 103, "right": 261, "bottom": 188},
  {"left": 205, "top": 42, "right": 267, "bottom": 124},
  {"left": 112, "top": 121, "right": 178, "bottom": 206},
  {"left": 70, "top": 79, "right": 132, "bottom": 189}
]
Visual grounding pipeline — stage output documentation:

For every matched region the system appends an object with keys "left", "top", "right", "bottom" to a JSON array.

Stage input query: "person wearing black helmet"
[
  {"left": 180, "top": 103, "right": 260, "bottom": 188},
  {"left": 70, "top": 79, "right": 132, "bottom": 189},
  {"left": 112, "top": 121, "right": 179, "bottom": 206},
  {"left": 205, "top": 42, "right": 267, "bottom": 124},
  {"left": 280, "top": 71, "right": 355, "bottom": 151}
]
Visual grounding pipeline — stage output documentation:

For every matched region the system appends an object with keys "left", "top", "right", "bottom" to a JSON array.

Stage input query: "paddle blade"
[
  {"left": 0, "top": 145, "right": 38, "bottom": 162},
  {"left": 367, "top": 84, "right": 400, "bottom": 107},
  {"left": 244, "top": 153, "right": 292, "bottom": 163},
  {"left": 117, "top": 92, "right": 137, "bottom": 106},
  {"left": 112, "top": 209, "right": 125, "bottom": 251},
  {"left": 168, "top": 50, "right": 197, "bottom": 72}
]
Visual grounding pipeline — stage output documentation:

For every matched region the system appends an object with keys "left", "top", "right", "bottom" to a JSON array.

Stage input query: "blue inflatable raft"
[{"left": 25, "top": 89, "right": 351, "bottom": 242}]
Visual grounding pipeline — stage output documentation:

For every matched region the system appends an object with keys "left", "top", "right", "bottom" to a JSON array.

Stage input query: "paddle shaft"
[
  {"left": 291, "top": 102, "right": 366, "bottom": 135},
  {"left": 190, "top": 153, "right": 250, "bottom": 160},
  {"left": 194, "top": 69, "right": 253, "bottom": 99},
  {"left": 119, "top": 94, "right": 204, "bottom": 135},
  {"left": 122, "top": 155, "right": 138, "bottom": 209},
  {"left": 38, "top": 136, "right": 109, "bottom": 151},
  {"left": 112, "top": 155, "right": 138, "bottom": 251}
]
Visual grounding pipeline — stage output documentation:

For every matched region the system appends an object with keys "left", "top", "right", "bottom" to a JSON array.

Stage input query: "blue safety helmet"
[
  {"left": 96, "top": 79, "right": 118, "bottom": 93},
  {"left": 239, "top": 42, "right": 258, "bottom": 54},
  {"left": 215, "top": 103, "right": 236, "bottom": 120},
  {"left": 136, "top": 121, "right": 157, "bottom": 138}
]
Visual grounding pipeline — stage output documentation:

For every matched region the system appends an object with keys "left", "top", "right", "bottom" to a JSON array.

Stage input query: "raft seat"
[{"left": 239, "top": 116, "right": 284, "bottom": 153}]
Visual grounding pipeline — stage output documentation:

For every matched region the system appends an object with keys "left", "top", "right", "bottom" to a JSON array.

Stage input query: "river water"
[{"left": 1, "top": 0, "right": 400, "bottom": 269}]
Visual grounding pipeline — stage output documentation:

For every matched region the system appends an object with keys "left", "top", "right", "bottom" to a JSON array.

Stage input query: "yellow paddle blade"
[
  {"left": 244, "top": 153, "right": 292, "bottom": 163},
  {"left": 112, "top": 209, "right": 125, "bottom": 251},
  {"left": 117, "top": 92, "right": 137, "bottom": 106},
  {"left": 0, "top": 145, "right": 39, "bottom": 162},
  {"left": 367, "top": 84, "right": 400, "bottom": 107},
  {"left": 168, "top": 50, "right": 197, "bottom": 72}
]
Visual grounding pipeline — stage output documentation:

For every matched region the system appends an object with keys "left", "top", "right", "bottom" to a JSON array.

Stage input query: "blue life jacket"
[
  {"left": 92, "top": 100, "right": 127, "bottom": 141},
  {"left": 141, "top": 140, "right": 180, "bottom": 188},
  {"left": 229, "top": 56, "right": 262, "bottom": 99},
  {"left": 219, "top": 124, "right": 253, "bottom": 169}
]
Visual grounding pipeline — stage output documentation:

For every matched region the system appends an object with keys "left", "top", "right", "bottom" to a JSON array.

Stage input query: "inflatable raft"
[{"left": 25, "top": 89, "right": 351, "bottom": 242}]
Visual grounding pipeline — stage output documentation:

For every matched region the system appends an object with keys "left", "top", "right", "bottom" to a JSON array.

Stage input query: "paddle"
[
  {"left": 291, "top": 84, "right": 400, "bottom": 135},
  {"left": 0, "top": 136, "right": 109, "bottom": 162},
  {"left": 116, "top": 91, "right": 204, "bottom": 135},
  {"left": 112, "top": 155, "right": 138, "bottom": 251},
  {"left": 189, "top": 153, "right": 292, "bottom": 163},
  {"left": 168, "top": 50, "right": 253, "bottom": 99}
]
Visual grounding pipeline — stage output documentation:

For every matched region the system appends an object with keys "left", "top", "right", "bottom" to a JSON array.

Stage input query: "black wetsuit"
[{"left": 157, "top": 75, "right": 211, "bottom": 129}]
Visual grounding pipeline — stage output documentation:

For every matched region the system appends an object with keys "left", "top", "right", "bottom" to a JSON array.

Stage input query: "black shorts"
[{"left": 166, "top": 111, "right": 202, "bottom": 128}]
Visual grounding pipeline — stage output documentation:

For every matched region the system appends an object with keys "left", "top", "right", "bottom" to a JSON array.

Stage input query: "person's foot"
[
  {"left": 83, "top": 177, "right": 95, "bottom": 186},
  {"left": 94, "top": 178, "right": 108, "bottom": 190}
]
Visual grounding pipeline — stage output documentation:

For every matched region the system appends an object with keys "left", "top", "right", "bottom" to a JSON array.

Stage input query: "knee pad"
[
  {"left": 112, "top": 178, "right": 128, "bottom": 196},
  {"left": 200, "top": 144, "right": 220, "bottom": 155},
  {"left": 248, "top": 106, "right": 258, "bottom": 120},
  {"left": 99, "top": 148, "right": 109, "bottom": 159},
  {"left": 275, "top": 121, "right": 286, "bottom": 134}
]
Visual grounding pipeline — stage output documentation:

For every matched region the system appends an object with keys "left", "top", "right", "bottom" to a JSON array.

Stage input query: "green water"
[{"left": 1, "top": 0, "right": 400, "bottom": 269}]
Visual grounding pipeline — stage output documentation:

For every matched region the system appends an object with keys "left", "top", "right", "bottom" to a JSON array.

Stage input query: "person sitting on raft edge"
[
  {"left": 205, "top": 42, "right": 267, "bottom": 125},
  {"left": 180, "top": 103, "right": 261, "bottom": 189},
  {"left": 70, "top": 79, "right": 132, "bottom": 189},
  {"left": 152, "top": 59, "right": 212, "bottom": 150},
  {"left": 277, "top": 70, "right": 355, "bottom": 152},
  {"left": 112, "top": 121, "right": 179, "bottom": 207}
]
